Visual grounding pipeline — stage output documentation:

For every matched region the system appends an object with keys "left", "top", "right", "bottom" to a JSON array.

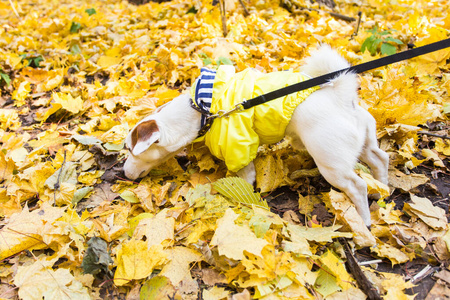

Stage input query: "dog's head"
[
  {"left": 123, "top": 117, "right": 173, "bottom": 180},
  {"left": 123, "top": 94, "right": 199, "bottom": 180}
]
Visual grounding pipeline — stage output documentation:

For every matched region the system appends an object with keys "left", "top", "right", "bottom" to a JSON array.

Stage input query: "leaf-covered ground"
[{"left": 0, "top": 0, "right": 450, "bottom": 299}]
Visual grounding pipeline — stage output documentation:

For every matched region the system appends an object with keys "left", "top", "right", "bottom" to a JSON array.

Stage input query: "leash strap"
[{"left": 240, "top": 38, "right": 450, "bottom": 110}]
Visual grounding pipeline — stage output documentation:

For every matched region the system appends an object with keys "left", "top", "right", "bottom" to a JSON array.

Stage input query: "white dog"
[{"left": 123, "top": 46, "right": 389, "bottom": 227}]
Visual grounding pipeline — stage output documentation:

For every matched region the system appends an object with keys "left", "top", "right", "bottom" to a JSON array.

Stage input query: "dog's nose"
[{"left": 123, "top": 165, "right": 138, "bottom": 180}]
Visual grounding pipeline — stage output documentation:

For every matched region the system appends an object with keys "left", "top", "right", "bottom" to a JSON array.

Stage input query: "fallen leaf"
[
  {"left": 159, "top": 246, "right": 202, "bottom": 286},
  {"left": 14, "top": 257, "right": 91, "bottom": 300},
  {"left": 403, "top": 194, "right": 448, "bottom": 230},
  {"left": 114, "top": 240, "right": 167, "bottom": 286},
  {"left": 210, "top": 208, "right": 269, "bottom": 260},
  {"left": 388, "top": 169, "right": 429, "bottom": 192}
]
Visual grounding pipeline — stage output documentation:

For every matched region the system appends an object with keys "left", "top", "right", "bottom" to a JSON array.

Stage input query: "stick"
[
  {"left": 238, "top": 0, "right": 250, "bottom": 16},
  {"left": 418, "top": 131, "right": 450, "bottom": 140},
  {"left": 351, "top": 11, "right": 362, "bottom": 39},
  {"left": 282, "top": 0, "right": 356, "bottom": 22},
  {"left": 338, "top": 238, "right": 382, "bottom": 300},
  {"left": 328, "top": 11, "right": 356, "bottom": 22},
  {"left": 218, "top": 0, "right": 228, "bottom": 37},
  {"left": 8, "top": 0, "right": 20, "bottom": 18}
]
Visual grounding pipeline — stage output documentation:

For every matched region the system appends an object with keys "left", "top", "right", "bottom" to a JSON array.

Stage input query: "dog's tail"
[{"left": 301, "top": 45, "right": 359, "bottom": 109}]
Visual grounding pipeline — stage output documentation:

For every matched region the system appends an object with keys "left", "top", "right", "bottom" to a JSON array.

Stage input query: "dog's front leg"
[{"left": 236, "top": 161, "right": 256, "bottom": 185}]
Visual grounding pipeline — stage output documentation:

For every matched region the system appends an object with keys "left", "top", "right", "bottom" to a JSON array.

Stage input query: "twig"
[
  {"left": 338, "top": 238, "right": 382, "bottom": 300},
  {"left": 218, "top": 0, "right": 228, "bottom": 37},
  {"left": 282, "top": 1, "right": 355, "bottom": 22},
  {"left": 329, "top": 11, "right": 356, "bottom": 22},
  {"left": 418, "top": 131, "right": 450, "bottom": 140},
  {"left": 238, "top": 0, "right": 250, "bottom": 16},
  {"left": 53, "top": 150, "right": 67, "bottom": 205},
  {"left": 358, "top": 259, "right": 383, "bottom": 266},
  {"left": 411, "top": 265, "right": 435, "bottom": 283},
  {"left": 8, "top": 0, "right": 20, "bottom": 18},
  {"left": 351, "top": 11, "right": 362, "bottom": 39}
]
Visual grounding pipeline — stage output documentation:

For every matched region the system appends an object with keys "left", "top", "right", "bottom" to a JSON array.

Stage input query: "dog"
[{"left": 123, "top": 45, "right": 389, "bottom": 227}]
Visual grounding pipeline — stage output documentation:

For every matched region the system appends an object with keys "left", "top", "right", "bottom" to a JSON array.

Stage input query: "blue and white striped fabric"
[{"left": 193, "top": 67, "right": 217, "bottom": 127}]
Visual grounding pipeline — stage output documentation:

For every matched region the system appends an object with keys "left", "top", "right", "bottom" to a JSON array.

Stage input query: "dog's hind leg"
[
  {"left": 288, "top": 107, "right": 372, "bottom": 226},
  {"left": 314, "top": 155, "right": 371, "bottom": 227},
  {"left": 358, "top": 108, "right": 389, "bottom": 185}
]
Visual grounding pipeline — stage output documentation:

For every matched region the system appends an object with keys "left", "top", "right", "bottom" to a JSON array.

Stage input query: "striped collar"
[{"left": 191, "top": 68, "right": 217, "bottom": 128}]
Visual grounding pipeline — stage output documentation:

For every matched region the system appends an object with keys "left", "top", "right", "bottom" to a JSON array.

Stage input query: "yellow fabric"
[{"left": 192, "top": 65, "right": 319, "bottom": 172}]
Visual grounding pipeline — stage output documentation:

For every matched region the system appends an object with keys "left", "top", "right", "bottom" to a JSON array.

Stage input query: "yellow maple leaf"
[
  {"left": 286, "top": 222, "right": 353, "bottom": 243},
  {"left": 52, "top": 92, "right": 84, "bottom": 114},
  {"left": 414, "top": 27, "right": 450, "bottom": 76},
  {"left": 210, "top": 208, "right": 269, "bottom": 260},
  {"left": 14, "top": 257, "right": 91, "bottom": 300},
  {"left": 133, "top": 209, "right": 175, "bottom": 247},
  {"left": 317, "top": 250, "right": 354, "bottom": 290},
  {"left": 97, "top": 55, "right": 122, "bottom": 68},
  {"left": 11, "top": 80, "right": 30, "bottom": 107},
  {"left": 388, "top": 168, "right": 429, "bottom": 192},
  {"left": 403, "top": 194, "right": 448, "bottom": 230},
  {"left": 203, "top": 286, "right": 229, "bottom": 300},
  {"left": 0, "top": 202, "right": 65, "bottom": 260},
  {"left": 42, "top": 69, "right": 64, "bottom": 91},
  {"left": 78, "top": 170, "right": 104, "bottom": 185},
  {"left": 114, "top": 240, "right": 167, "bottom": 286},
  {"left": 0, "top": 109, "right": 21, "bottom": 131},
  {"left": 0, "top": 150, "right": 16, "bottom": 184},
  {"left": 159, "top": 246, "right": 202, "bottom": 286},
  {"left": 371, "top": 239, "right": 412, "bottom": 265},
  {"left": 435, "top": 138, "right": 450, "bottom": 156},
  {"left": 153, "top": 85, "right": 181, "bottom": 107}
]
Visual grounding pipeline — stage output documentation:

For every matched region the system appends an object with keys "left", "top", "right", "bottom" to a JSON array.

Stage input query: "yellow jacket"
[{"left": 192, "top": 65, "right": 318, "bottom": 172}]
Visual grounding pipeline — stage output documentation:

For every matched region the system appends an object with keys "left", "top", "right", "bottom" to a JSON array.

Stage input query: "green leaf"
[
  {"left": 120, "top": 190, "right": 140, "bottom": 203},
  {"left": 72, "top": 186, "right": 94, "bottom": 205},
  {"left": 213, "top": 177, "right": 269, "bottom": 210},
  {"left": 70, "top": 44, "right": 81, "bottom": 55},
  {"left": 216, "top": 56, "right": 233, "bottom": 66},
  {"left": 71, "top": 134, "right": 102, "bottom": 145},
  {"left": 381, "top": 42, "right": 397, "bottom": 55},
  {"left": 104, "top": 142, "right": 124, "bottom": 151},
  {"left": 0, "top": 72, "right": 11, "bottom": 86},
  {"left": 379, "top": 30, "right": 392, "bottom": 36},
  {"left": 31, "top": 56, "right": 43, "bottom": 67},
  {"left": 377, "top": 199, "right": 387, "bottom": 208},
  {"left": 199, "top": 53, "right": 212, "bottom": 66},
  {"left": 70, "top": 21, "right": 82, "bottom": 33},
  {"left": 384, "top": 36, "right": 403, "bottom": 44},
  {"left": 369, "top": 38, "right": 382, "bottom": 55},
  {"left": 85, "top": 8, "right": 96, "bottom": 16},
  {"left": 186, "top": 6, "right": 198, "bottom": 14}
]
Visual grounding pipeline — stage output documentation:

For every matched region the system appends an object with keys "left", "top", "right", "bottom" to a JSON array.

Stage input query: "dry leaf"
[
  {"left": 210, "top": 209, "right": 269, "bottom": 260},
  {"left": 403, "top": 194, "right": 448, "bottom": 230}
]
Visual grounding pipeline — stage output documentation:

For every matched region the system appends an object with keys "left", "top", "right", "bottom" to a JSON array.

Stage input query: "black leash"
[{"left": 240, "top": 38, "right": 450, "bottom": 110}]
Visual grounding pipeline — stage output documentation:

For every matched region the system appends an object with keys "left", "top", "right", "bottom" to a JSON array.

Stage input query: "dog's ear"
[{"left": 128, "top": 120, "right": 160, "bottom": 156}]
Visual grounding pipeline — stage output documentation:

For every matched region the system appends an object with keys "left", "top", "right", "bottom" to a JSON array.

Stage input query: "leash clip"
[{"left": 208, "top": 103, "right": 244, "bottom": 119}]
